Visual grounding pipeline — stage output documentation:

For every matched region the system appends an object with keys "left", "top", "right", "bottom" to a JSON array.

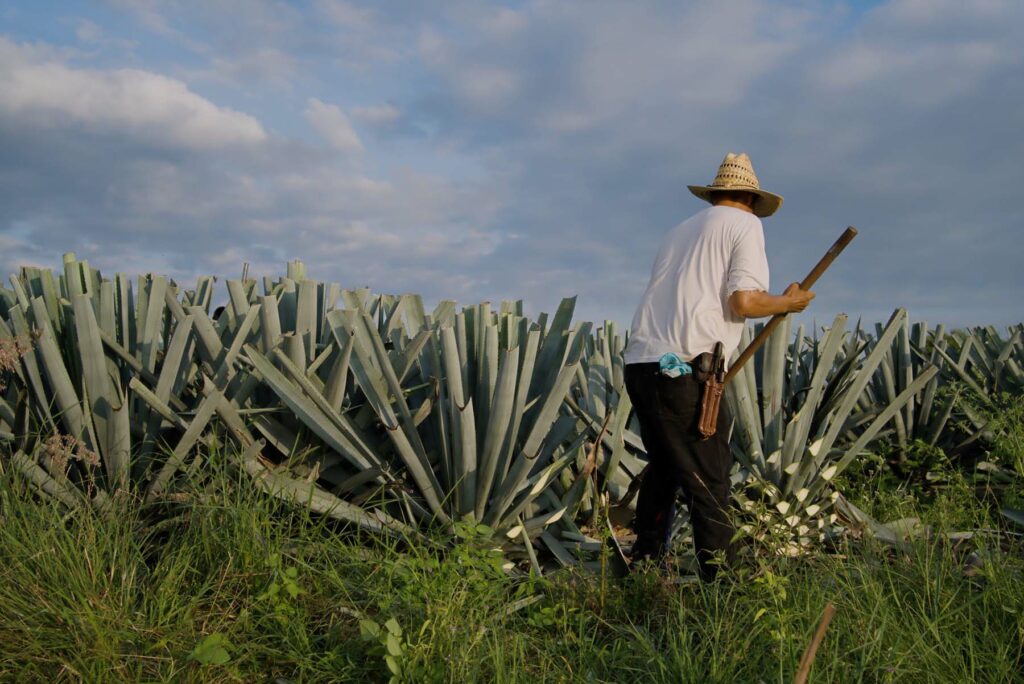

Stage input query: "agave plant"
[
  {"left": 0, "top": 257, "right": 404, "bottom": 533},
  {"left": 1, "top": 255, "right": 603, "bottom": 556},
  {"left": 944, "top": 323, "right": 1024, "bottom": 396},
  {"left": 725, "top": 309, "right": 939, "bottom": 551},
  {"left": 924, "top": 324, "right": 1024, "bottom": 450},
  {"left": 238, "top": 291, "right": 594, "bottom": 545},
  {"left": 854, "top": 315, "right": 969, "bottom": 455},
  {"left": 558, "top": 321, "right": 649, "bottom": 514}
]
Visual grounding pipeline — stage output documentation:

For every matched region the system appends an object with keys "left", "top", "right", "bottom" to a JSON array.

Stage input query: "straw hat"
[{"left": 688, "top": 152, "right": 783, "bottom": 218}]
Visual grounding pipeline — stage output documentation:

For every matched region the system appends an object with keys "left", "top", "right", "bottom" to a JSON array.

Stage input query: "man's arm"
[{"left": 729, "top": 283, "right": 814, "bottom": 319}]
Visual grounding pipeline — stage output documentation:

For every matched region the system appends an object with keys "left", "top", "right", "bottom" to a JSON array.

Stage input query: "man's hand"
[
  {"left": 729, "top": 284, "right": 815, "bottom": 319},
  {"left": 782, "top": 282, "right": 815, "bottom": 313}
]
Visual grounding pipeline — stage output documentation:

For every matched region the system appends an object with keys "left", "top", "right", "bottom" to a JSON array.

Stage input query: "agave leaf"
[
  {"left": 898, "top": 315, "right": 915, "bottom": 437},
  {"left": 112, "top": 273, "right": 134, "bottom": 350},
  {"left": 145, "top": 388, "right": 222, "bottom": 501},
  {"left": 129, "top": 377, "right": 189, "bottom": 432},
  {"left": 29, "top": 297, "right": 94, "bottom": 451},
  {"left": 7, "top": 304, "right": 55, "bottom": 430},
  {"left": 762, "top": 314, "right": 791, "bottom": 461},
  {"left": 187, "top": 306, "right": 225, "bottom": 374},
  {"left": 323, "top": 332, "right": 355, "bottom": 411},
  {"left": 806, "top": 365, "right": 940, "bottom": 502},
  {"left": 72, "top": 294, "right": 130, "bottom": 485},
  {"left": 137, "top": 276, "right": 167, "bottom": 375},
  {"left": 930, "top": 342, "right": 989, "bottom": 401},
  {"left": 97, "top": 280, "right": 116, "bottom": 342},
  {"left": 162, "top": 283, "right": 188, "bottom": 326},
  {"left": 474, "top": 347, "right": 519, "bottom": 520},
  {"left": 600, "top": 389, "right": 633, "bottom": 483},
  {"left": 244, "top": 345, "right": 381, "bottom": 472},
  {"left": 227, "top": 280, "right": 250, "bottom": 319},
  {"left": 816, "top": 309, "right": 908, "bottom": 459},
  {"left": 474, "top": 320, "right": 499, "bottom": 439},
  {"left": 143, "top": 316, "right": 195, "bottom": 445},
  {"left": 916, "top": 329, "right": 944, "bottom": 431},
  {"left": 431, "top": 300, "right": 456, "bottom": 328},
  {"left": 343, "top": 313, "right": 450, "bottom": 520},
  {"left": 879, "top": 342, "right": 907, "bottom": 450},
  {"left": 223, "top": 408, "right": 414, "bottom": 536},
  {"left": 440, "top": 325, "right": 478, "bottom": 517},
  {"left": 295, "top": 279, "right": 318, "bottom": 359},
  {"left": 215, "top": 304, "right": 261, "bottom": 384},
  {"left": 11, "top": 449, "right": 83, "bottom": 508},
  {"left": 259, "top": 294, "right": 283, "bottom": 353},
  {"left": 780, "top": 315, "right": 847, "bottom": 483},
  {"left": 505, "top": 431, "right": 583, "bottom": 525},
  {"left": 62, "top": 253, "right": 86, "bottom": 300},
  {"left": 485, "top": 326, "right": 587, "bottom": 527},
  {"left": 8, "top": 274, "right": 30, "bottom": 310},
  {"left": 394, "top": 331, "right": 432, "bottom": 386},
  {"left": 725, "top": 353, "right": 764, "bottom": 472},
  {"left": 531, "top": 297, "right": 576, "bottom": 399}
]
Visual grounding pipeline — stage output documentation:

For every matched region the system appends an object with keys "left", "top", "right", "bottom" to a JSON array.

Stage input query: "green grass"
[
  {"left": 2, "top": 398, "right": 1023, "bottom": 682},
  {"left": 1, "top": 459, "right": 1021, "bottom": 684}
]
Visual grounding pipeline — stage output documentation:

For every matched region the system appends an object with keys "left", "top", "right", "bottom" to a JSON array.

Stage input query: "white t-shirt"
[{"left": 623, "top": 205, "right": 770, "bottom": 367}]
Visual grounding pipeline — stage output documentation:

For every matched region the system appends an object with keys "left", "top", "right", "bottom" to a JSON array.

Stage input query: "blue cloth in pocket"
[{"left": 658, "top": 352, "right": 692, "bottom": 378}]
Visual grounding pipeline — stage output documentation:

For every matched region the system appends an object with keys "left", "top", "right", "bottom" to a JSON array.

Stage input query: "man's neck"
[{"left": 711, "top": 199, "right": 755, "bottom": 214}]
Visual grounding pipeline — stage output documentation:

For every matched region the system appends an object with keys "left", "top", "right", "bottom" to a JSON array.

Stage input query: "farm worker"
[{"left": 622, "top": 152, "right": 814, "bottom": 581}]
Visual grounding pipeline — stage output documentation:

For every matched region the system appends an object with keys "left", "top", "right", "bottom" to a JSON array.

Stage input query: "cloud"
[
  {"left": 0, "top": 34, "right": 504, "bottom": 306},
  {"left": 0, "top": 37, "right": 266, "bottom": 149},
  {"left": 315, "top": 0, "right": 376, "bottom": 31},
  {"left": 811, "top": 0, "right": 1023, "bottom": 107},
  {"left": 2, "top": 1, "right": 1023, "bottom": 329},
  {"left": 384, "top": 0, "right": 1024, "bottom": 326},
  {"left": 304, "top": 98, "right": 363, "bottom": 153},
  {"left": 352, "top": 104, "right": 400, "bottom": 126},
  {"left": 75, "top": 19, "right": 103, "bottom": 44},
  {"left": 188, "top": 48, "right": 300, "bottom": 88}
]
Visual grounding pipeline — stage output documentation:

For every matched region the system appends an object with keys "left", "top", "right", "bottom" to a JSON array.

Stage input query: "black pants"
[{"left": 625, "top": 362, "right": 736, "bottom": 581}]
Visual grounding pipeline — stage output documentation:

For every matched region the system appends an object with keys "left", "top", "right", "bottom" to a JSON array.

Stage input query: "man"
[{"left": 623, "top": 152, "right": 814, "bottom": 581}]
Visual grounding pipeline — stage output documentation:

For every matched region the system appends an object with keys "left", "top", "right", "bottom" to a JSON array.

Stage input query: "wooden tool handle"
[{"left": 724, "top": 226, "right": 857, "bottom": 383}]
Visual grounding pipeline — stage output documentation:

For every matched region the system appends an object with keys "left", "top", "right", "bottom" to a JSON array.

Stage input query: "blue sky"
[{"left": 1, "top": 0, "right": 1022, "bottom": 329}]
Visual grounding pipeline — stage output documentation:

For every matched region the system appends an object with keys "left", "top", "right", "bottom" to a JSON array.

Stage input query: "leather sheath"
[
  {"left": 697, "top": 341, "right": 725, "bottom": 439},
  {"left": 697, "top": 377, "right": 723, "bottom": 439}
]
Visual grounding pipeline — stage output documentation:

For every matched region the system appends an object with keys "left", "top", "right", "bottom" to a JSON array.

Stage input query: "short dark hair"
[{"left": 709, "top": 190, "right": 757, "bottom": 206}]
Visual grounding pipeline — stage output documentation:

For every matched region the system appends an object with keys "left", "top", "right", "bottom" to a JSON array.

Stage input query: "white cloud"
[
  {"left": 315, "top": 0, "right": 376, "bottom": 31},
  {"left": 414, "top": 0, "right": 812, "bottom": 136},
  {"left": 811, "top": 0, "right": 1023, "bottom": 106},
  {"left": 0, "top": 37, "right": 266, "bottom": 149},
  {"left": 457, "top": 66, "right": 521, "bottom": 110},
  {"left": 75, "top": 19, "right": 104, "bottom": 44},
  {"left": 352, "top": 104, "right": 400, "bottom": 126},
  {"left": 189, "top": 48, "right": 300, "bottom": 88},
  {"left": 4, "top": 1, "right": 1024, "bottom": 327},
  {"left": 304, "top": 98, "right": 364, "bottom": 153},
  {"left": 106, "top": 0, "right": 176, "bottom": 35},
  {"left": 0, "top": 35, "right": 504, "bottom": 304}
]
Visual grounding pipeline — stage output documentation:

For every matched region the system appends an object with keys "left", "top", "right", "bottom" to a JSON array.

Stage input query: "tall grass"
[{"left": 1, "top": 456, "right": 1021, "bottom": 683}]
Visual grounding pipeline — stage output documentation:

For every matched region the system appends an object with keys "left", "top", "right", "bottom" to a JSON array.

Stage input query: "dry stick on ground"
[{"left": 793, "top": 602, "right": 837, "bottom": 684}]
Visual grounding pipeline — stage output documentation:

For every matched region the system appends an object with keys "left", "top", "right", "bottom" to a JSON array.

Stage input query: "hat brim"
[{"left": 687, "top": 185, "right": 783, "bottom": 218}]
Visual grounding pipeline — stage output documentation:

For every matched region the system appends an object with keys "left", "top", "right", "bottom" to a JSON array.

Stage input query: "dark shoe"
[{"left": 627, "top": 543, "right": 672, "bottom": 575}]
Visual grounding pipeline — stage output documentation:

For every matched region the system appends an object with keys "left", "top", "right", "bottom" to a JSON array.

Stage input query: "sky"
[{"left": 1, "top": 0, "right": 1022, "bottom": 330}]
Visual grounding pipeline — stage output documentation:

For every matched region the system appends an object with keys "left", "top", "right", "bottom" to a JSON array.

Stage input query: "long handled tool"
[{"left": 697, "top": 226, "right": 858, "bottom": 438}]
